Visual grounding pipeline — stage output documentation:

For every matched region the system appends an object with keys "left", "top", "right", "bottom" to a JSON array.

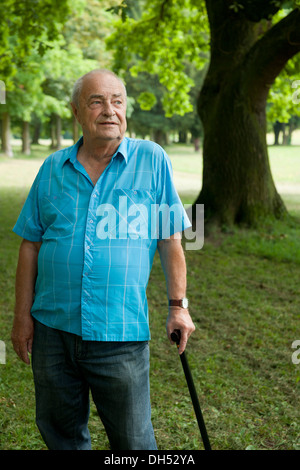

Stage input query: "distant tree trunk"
[
  {"left": 49, "top": 113, "right": 62, "bottom": 150},
  {"left": 282, "top": 123, "right": 289, "bottom": 145},
  {"left": 273, "top": 121, "right": 282, "bottom": 145},
  {"left": 22, "top": 121, "right": 31, "bottom": 155},
  {"left": 193, "top": 137, "right": 200, "bottom": 151},
  {"left": 50, "top": 114, "right": 56, "bottom": 149},
  {"left": 195, "top": 3, "right": 300, "bottom": 228},
  {"left": 287, "top": 118, "right": 296, "bottom": 145},
  {"left": 1, "top": 112, "right": 13, "bottom": 157},
  {"left": 153, "top": 129, "right": 167, "bottom": 147},
  {"left": 178, "top": 130, "right": 187, "bottom": 143},
  {"left": 56, "top": 114, "right": 62, "bottom": 150},
  {"left": 32, "top": 120, "right": 41, "bottom": 144}
]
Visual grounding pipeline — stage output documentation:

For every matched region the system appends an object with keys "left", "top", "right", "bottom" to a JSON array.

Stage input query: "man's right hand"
[
  {"left": 11, "top": 315, "right": 34, "bottom": 365},
  {"left": 12, "top": 239, "right": 40, "bottom": 365}
]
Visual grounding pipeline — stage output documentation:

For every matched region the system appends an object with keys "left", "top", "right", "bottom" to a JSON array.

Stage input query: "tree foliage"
[
  {"left": 107, "top": 0, "right": 300, "bottom": 121},
  {"left": 0, "top": 0, "right": 117, "bottom": 155},
  {"left": 107, "top": 0, "right": 300, "bottom": 226},
  {"left": 0, "top": 0, "right": 71, "bottom": 87},
  {"left": 106, "top": 0, "right": 209, "bottom": 116}
]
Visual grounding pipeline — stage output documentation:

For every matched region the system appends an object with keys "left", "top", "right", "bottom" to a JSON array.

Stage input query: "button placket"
[
  {"left": 80, "top": 155, "right": 117, "bottom": 339},
  {"left": 81, "top": 187, "right": 99, "bottom": 337}
]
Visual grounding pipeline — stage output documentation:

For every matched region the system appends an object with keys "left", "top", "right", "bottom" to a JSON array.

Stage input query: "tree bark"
[{"left": 195, "top": 4, "right": 300, "bottom": 228}]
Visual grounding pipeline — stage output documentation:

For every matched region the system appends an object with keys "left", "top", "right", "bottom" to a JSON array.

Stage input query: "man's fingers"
[
  {"left": 166, "top": 308, "right": 196, "bottom": 354},
  {"left": 169, "top": 328, "right": 190, "bottom": 354},
  {"left": 178, "top": 332, "right": 188, "bottom": 355},
  {"left": 11, "top": 317, "right": 34, "bottom": 365},
  {"left": 17, "top": 344, "right": 30, "bottom": 364},
  {"left": 28, "top": 337, "right": 33, "bottom": 355},
  {"left": 12, "top": 338, "right": 31, "bottom": 365}
]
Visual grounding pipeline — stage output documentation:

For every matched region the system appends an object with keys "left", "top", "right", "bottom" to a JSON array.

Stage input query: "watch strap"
[
  {"left": 169, "top": 298, "right": 188, "bottom": 308},
  {"left": 169, "top": 299, "right": 183, "bottom": 307}
]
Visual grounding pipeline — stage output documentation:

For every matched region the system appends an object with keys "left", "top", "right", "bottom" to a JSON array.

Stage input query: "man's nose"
[{"left": 102, "top": 101, "right": 115, "bottom": 116}]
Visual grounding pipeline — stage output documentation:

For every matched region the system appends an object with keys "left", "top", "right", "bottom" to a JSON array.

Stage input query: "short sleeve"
[
  {"left": 13, "top": 169, "right": 44, "bottom": 242},
  {"left": 156, "top": 150, "right": 191, "bottom": 240}
]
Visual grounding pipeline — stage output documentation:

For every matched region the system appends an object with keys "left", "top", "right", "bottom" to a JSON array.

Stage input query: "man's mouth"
[{"left": 98, "top": 122, "right": 118, "bottom": 125}]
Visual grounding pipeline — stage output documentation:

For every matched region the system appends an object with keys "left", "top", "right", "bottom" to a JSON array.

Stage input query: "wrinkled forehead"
[{"left": 81, "top": 72, "right": 126, "bottom": 101}]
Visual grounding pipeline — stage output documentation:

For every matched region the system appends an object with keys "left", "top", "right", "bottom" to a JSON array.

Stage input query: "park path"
[
  {"left": 173, "top": 171, "right": 300, "bottom": 200},
  {"left": 1, "top": 157, "right": 300, "bottom": 204}
]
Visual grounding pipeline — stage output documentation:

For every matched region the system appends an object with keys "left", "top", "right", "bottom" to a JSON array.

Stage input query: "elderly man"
[{"left": 11, "top": 69, "right": 195, "bottom": 450}]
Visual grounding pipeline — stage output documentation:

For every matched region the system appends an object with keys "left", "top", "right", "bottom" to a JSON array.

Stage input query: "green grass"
[{"left": 0, "top": 143, "right": 300, "bottom": 450}]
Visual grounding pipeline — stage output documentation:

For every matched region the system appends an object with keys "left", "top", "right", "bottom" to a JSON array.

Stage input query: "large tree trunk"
[
  {"left": 195, "top": 3, "right": 300, "bottom": 228},
  {"left": 197, "top": 68, "right": 285, "bottom": 226}
]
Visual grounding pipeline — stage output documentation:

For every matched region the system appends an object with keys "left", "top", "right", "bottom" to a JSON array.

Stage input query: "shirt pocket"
[
  {"left": 96, "top": 188, "right": 155, "bottom": 240},
  {"left": 40, "top": 191, "right": 77, "bottom": 237}
]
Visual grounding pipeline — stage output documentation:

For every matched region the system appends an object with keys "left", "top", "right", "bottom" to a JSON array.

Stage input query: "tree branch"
[
  {"left": 243, "top": 8, "right": 300, "bottom": 104},
  {"left": 238, "top": 0, "right": 284, "bottom": 22}
]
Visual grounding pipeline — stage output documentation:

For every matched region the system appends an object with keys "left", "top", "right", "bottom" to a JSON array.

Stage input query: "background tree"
[
  {"left": 267, "top": 53, "right": 300, "bottom": 144},
  {"left": 0, "top": 0, "right": 71, "bottom": 85},
  {"left": 0, "top": 0, "right": 115, "bottom": 155},
  {"left": 0, "top": 50, "right": 46, "bottom": 157},
  {"left": 124, "top": 70, "right": 203, "bottom": 146},
  {"left": 0, "top": 0, "right": 71, "bottom": 156},
  {"left": 107, "top": 0, "right": 300, "bottom": 228}
]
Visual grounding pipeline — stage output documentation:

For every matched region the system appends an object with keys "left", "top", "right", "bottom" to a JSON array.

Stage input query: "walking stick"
[{"left": 171, "top": 330, "right": 212, "bottom": 450}]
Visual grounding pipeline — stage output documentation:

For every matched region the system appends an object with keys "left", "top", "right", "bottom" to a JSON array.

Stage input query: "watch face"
[{"left": 182, "top": 298, "right": 188, "bottom": 308}]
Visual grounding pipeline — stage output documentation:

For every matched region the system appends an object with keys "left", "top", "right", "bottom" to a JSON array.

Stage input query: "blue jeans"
[{"left": 31, "top": 320, "right": 157, "bottom": 450}]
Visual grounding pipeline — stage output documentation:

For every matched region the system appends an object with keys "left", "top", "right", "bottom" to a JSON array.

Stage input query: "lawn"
[{"left": 0, "top": 142, "right": 299, "bottom": 450}]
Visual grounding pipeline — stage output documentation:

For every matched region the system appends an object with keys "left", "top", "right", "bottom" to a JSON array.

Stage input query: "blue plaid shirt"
[{"left": 13, "top": 137, "right": 191, "bottom": 341}]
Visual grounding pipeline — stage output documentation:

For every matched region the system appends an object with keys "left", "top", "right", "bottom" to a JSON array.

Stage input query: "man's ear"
[{"left": 71, "top": 102, "right": 81, "bottom": 124}]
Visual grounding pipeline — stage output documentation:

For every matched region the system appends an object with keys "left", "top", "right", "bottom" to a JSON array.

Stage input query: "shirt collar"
[{"left": 62, "top": 136, "right": 128, "bottom": 167}]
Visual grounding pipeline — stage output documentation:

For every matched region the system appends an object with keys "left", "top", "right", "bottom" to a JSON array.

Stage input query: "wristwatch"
[{"left": 169, "top": 297, "right": 189, "bottom": 309}]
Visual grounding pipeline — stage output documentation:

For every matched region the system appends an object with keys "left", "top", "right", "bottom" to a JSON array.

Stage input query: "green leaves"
[
  {"left": 267, "top": 54, "right": 300, "bottom": 123},
  {"left": 137, "top": 92, "right": 157, "bottom": 110},
  {"left": 0, "top": 0, "right": 71, "bottom": 80},
  {"left": 106, "top": 0, "right": 209, "bottom": 117}
]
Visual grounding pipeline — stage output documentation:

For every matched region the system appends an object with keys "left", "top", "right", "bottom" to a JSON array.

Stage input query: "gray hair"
[{"left": 71, "top": 69, "right": 127, "bottom": 107}]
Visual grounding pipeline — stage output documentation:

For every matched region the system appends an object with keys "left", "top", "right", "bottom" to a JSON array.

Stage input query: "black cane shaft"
[
  {"left": 180, "top": 351, "right": 212, "bottom": 450},
  {"left": 171, "top": 330, "right": 211, "bottom": 450}
]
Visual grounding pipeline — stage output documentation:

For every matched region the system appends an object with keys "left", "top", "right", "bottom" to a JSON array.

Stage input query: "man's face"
[{"left": 73, "top": 72, "right": 127, "bottom": 145}]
